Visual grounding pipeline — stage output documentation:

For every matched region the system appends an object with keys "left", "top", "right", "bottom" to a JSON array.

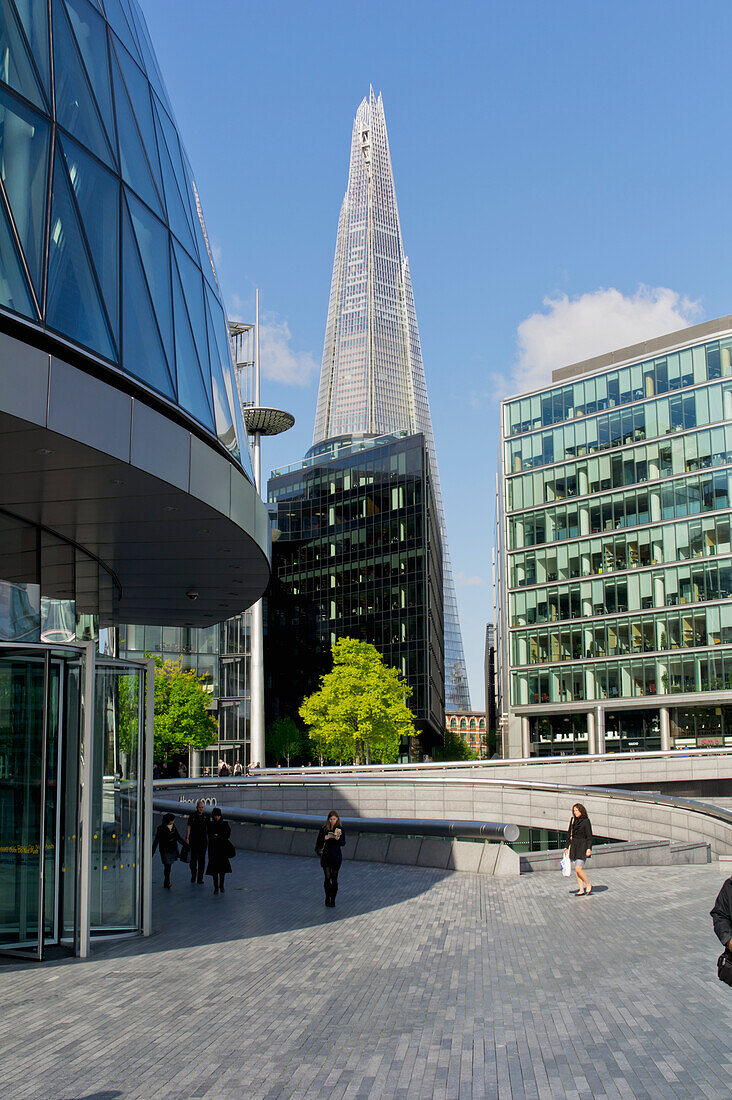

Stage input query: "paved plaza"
[{"left": 2, "top": 853, "right": 732, "bottom": 1100}]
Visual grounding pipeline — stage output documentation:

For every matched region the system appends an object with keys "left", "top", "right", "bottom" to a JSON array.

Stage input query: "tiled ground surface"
[{"left": 2, "top": 855, "right": 732, "bottom": 1100}]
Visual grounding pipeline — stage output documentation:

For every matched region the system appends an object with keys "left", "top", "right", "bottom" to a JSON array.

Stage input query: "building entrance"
[{"left": 0, "top": 645, "right": 151, "bottom": 961}]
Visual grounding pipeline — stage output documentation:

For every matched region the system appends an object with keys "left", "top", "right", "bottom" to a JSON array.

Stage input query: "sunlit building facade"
[
  {"left": 312, "top": 89, "right": 469, "bottom": 710},
  {"left": 498, "top": 317, "right": 732, "bottom": 757}
]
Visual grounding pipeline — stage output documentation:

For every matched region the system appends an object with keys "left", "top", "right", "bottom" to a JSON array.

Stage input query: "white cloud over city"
[{"left": 510, "top": 285, "right": 703, "bottom": 395}]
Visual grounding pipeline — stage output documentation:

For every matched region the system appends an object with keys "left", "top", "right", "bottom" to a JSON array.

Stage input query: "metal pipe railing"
[{"left": 153, "top": 797, "right": 520, "bottom": 843}]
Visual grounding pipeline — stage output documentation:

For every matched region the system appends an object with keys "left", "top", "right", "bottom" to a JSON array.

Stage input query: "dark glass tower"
[{"left": 266, "top": 432, "right": 445, "bottom": 751}]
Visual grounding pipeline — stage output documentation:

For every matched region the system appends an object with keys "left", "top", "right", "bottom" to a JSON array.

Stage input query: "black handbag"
[
  {"left": 179, "top": 842, "right": 190, "bottom": 865},
  {"left": 225, "top": 839, "right": 236, "bottom": 858},
  {"left": 717, "top": 949, "right": 732, "bottom": 986}
]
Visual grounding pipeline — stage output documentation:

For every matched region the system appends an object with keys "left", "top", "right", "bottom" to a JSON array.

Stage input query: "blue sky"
[{"left": 143, "top": 0, "right": 732, "bottom": 708}]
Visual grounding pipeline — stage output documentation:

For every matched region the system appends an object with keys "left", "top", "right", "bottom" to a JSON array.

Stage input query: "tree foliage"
[
  {"left": 434, "top": 726, "right": 479, "bottom": 762},
  {"left": 267, "top": 716, "right": 305, "bottom": 765},
  {"left": 153, "top": 655, "right": 217, "bottom": 762},
  {"left": 299, "top": 637, "right": 415, "bottom": 764}
]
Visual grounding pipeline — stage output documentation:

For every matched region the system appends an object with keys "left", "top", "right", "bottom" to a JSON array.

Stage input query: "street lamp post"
[{"left": 230, "top": 292, "right": 294, "bottom": 769}]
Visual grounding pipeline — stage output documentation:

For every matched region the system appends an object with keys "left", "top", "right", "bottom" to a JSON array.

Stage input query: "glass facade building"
[
  {"left": 312, "top": 89, "right": 469, "bottom": 710},
  {"left": 498, "top": 317, "right": 732, "bottom": 757},
  {"left": 0, "top": 0, "right": 269, "bottom": 957},
  {"left": 267, "top": 432, "right": 445, "bottom": 751}
]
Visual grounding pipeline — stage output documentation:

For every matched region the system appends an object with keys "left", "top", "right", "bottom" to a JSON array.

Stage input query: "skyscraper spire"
[{"left": 313, "top": 90, "right": 471, "bottom": 710}]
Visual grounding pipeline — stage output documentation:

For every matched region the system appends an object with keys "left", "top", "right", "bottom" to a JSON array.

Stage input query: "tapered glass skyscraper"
[{"left": 312, "top": 89, "right": 471, "bottom": 709}]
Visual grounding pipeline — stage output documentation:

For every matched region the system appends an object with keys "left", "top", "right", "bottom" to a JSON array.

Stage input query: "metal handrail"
[
  {"left": 153, "top": 797, "right": 520, "bottom": 843},
  {"left": 157, "top": 743, "right": 732, "bottom": 784}
]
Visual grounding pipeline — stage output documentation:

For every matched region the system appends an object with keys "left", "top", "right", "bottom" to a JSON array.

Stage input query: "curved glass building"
[{"left": 0, "top": 0, "right": 269, "bottom": 958}]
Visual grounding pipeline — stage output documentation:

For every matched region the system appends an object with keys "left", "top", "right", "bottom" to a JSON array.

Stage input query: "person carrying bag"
[{"left": 710, "top": 876, "right": 732, "bottom": 986}]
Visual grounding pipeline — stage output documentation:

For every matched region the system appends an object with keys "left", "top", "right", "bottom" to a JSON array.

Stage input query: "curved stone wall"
[{"left": 160, "top": 775, "right": 732, "bottom": 856}]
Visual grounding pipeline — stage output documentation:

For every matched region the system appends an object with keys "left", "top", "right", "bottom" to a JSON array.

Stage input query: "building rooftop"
[{"left": 552, "top": 313, "right": 732, "bottom": 384}]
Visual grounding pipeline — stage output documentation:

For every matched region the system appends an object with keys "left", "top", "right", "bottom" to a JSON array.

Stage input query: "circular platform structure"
[{"left": 244, "top": 407, "right": 295, "bottom": 436}]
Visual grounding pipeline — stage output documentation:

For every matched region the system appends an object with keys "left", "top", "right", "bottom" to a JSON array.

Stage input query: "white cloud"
[
  {"left": 510, "top": 285, "right": 703, "bottom": 395},
  {"left": 229, "top": 296, "right": 317, "bottom": 387},
  {"left": 456, "top": 572, "right": 486, "bottom": 588}
]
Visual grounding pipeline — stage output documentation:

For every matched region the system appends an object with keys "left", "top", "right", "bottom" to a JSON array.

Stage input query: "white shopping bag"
[{"left": 560, "top": 852, "right": 571, "bottom": 877}]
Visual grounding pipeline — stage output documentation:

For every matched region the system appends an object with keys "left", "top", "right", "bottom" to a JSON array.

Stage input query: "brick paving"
[{"left": 2, "top": 854, "right": 732, "bottom": 1099}]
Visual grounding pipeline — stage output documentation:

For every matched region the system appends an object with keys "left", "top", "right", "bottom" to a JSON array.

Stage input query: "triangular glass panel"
[
  {"left": 126, "top": 187, "right": 174, "bottom": 368},
  {"left": 13, "top": 0, "right": 50, "bottom": 100},
  {"left": 103, "top": 0, "right": 143, "bottom": 66},
  {"left": 205, "top": 293, "right": 238, "bottom": 458},
  {"left": 0, "top": 189, "right": 36, "bottom": 319},
  {"left": 113, "top": 39, "right": 163, "bottom": 206},
  {"left": 173, "top": 238, "right": 208, "bottom": 376},
  {"left": 207, "top": 286, "right": 252, "bottom": 475},
  {"left": 152, "top": 97, "right": 196, "bottom": 254},
  {"left": 60, "top": 132, "right": 119, "bottom": 343},
  {"left": 0, "top": 85, "right": 50, "bottom": 304},
  {"left": 185, "top": 152, "right": 219, "bottom": 292},
  {"left": 171, "top": 250, "right": 214, "bottom": 431},
  {"left": 153, "top": 93, "right": 198, "bottom": 254},
  {"left": 53, "top": 0, "right": 114, "bottom": 169},
  {"left": 121, "top": 195, "right": 174, "bottom": 398},
  {"left": 110, "top": 41, "right": 163, "bottom": 216},
  {"left": 64, "top": 0, "right": 116, "bottom": 155},
  {"left": 47, "top": 145, "right": 116, "bottom": 361},
  {"left": 0, "top": 0, "right": 47, "bottom": 111},
  {"left": 124, "top": 0, "right": 174, "bottom": 118}
]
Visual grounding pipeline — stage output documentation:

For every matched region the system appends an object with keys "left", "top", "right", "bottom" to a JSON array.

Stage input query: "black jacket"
[
  {"left": 206, "top": 818, "right": 232, "bottom": 875},
  {"left": 711, "top": 878, "right": 732, "bottom": 947},
  {"left": 317, "top": 825, "right": 346, "bottom": 867},
  {"left": 567, "top": 815, "right": 593, "bottom": 862},
  {"left": 153, "top": 823, "right": 185, "bottom": 864},
  {"left": 187, "top": 810, "right": 208, "bottom": 849}
]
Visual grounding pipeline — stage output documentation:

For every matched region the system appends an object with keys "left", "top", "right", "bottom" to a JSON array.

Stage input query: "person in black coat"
[
  {"left": 186, "top": 800, "right": 208, "bottom": 885},
  {"left": 316, "top": 810, "right": 346, "bottom": 908},
  {"left": 711, "top": 877, "right": 732, "bottom": 951},
  {"left": 564, "top": 802, "right": 593, "bottom": 896},
  {"left": 206, "top": 807, "right": 232, "bottom": 894},
  {"left": 152, "top": 813, "right": 186, "bottom": 889}
]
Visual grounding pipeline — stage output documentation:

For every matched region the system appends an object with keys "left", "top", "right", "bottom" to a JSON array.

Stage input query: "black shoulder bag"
[{"left": 717, "top": 948, "right": 732, "bottom": 986}]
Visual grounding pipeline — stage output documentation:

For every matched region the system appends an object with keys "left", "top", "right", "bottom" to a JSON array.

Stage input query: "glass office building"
[
  {"left": 0, "top": 0, "right": 269, "bottom": 958},
  {"left": 312, "top": 89, "right": 469, "bottom": 710},
  {"left": 498, "top": 316, "right": 732, "bottom": 757},
  {"left": 267, "top": 432, "right": 445, "bottom": 752}
]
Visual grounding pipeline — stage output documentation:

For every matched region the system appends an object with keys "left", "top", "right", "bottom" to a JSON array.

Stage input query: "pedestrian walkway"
[{"left": 2, "top": 854, "right": 732, "bottom": 1099}]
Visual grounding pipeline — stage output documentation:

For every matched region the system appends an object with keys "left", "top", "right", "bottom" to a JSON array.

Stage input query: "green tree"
[
  {"left": 152, "top": 655, "right": 217, "bottom": 762},
  {"left": 299, "top": 637, "right": 415, "bottom": 764},
  {"left": 434, "top": 726, "right": 479, "bottom": 762},
  {"left": 267, "top": 716, "right": 305, "bottom": 766}
]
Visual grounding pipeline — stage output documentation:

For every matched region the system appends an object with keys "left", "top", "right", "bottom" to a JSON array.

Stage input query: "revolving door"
[{"left": 0, "top": 644, "right": 153, "bottom": 960}]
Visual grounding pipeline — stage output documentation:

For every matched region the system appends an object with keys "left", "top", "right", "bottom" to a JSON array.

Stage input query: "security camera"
[{"left": 186, "top": 589, "right": 199, "bottom": 601}]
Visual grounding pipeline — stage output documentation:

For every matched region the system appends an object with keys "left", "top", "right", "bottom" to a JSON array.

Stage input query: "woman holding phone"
[{"left": 316, "top": 810, "right": 346, "bottom": 907}]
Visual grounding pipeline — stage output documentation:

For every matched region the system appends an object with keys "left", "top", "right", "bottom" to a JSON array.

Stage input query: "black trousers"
[
  {"left": 323, "top": 864, "right": 339, "bottom": 899},
  {"left": 162, "top": 856, "right": 172, "bottom": 886},
  {"left": 190, "top": 845, "right": 206, "bottom": 881}
]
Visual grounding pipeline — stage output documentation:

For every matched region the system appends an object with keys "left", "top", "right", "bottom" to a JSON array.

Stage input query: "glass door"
[{"left": 0, "top": 651, "right": 59, "bottom": 959}]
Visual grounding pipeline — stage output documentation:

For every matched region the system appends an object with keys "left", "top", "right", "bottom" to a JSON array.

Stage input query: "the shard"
[{"left": 313, "top": 88, "right": 471, "bottom": 709}]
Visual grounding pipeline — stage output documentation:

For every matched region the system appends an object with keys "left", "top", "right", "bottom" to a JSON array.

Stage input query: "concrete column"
[
  {"left": 190, "top": 749, "right": 201, "bottom": 778},
  {"left": 650, "top": 489, "right": 662, "bottom": 523},
  {"left": 580, "top": 504, "right": 590, "bottom": 536},
  {"left": 594, "top": 705, "right": 606, "bottom": 755},
  {"left": 578, "top": 467, "right": 589, "bottom": 496},
  {"left": 587, "top": 709, "right": 597, "bottom": 755},
  {"left": 660, "top": 706, "right": 671, "bottom": 751},
  {"left": 521, "top": 716, "right": 531, "bottom": 759},
  {"left": 725, "top": 383, "right": 732, "bottom": 419}
]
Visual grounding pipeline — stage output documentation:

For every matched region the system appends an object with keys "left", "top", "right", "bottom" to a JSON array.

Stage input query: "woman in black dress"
[
  {"left": 206, "top": 807, "right": 232, "bottom": 894},
  {"left": 564, "top": 802, "right": 593, "bottom": 895},
  {"left": 316, "top": 810, "right": 346, "bottom": 908},
  {"left": 152, "top": 812, "right": 186, "bottom": 889}
]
